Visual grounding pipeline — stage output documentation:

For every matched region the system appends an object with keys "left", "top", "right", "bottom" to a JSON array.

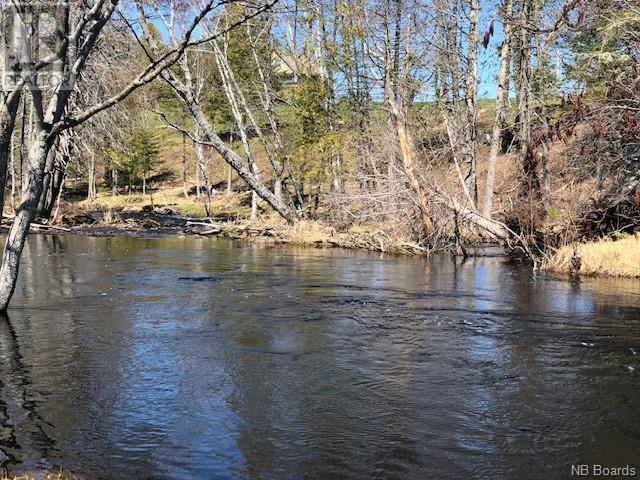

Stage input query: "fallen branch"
[
  {"left": 426, "top": 183, "right": 536, "bottom": 259},
  {"left": 30, "top": 222, "right": 72, "bottom": 232},
  {"left": 2, "top": 214, "right": 72, "bottom": 232},
  {"left": 186, "top": 220, "right": 216, "bottom": 228}
]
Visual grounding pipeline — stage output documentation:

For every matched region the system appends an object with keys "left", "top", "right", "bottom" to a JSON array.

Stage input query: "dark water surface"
[{"left": 1, "top": 234, "right": 639, "bottom": 479}]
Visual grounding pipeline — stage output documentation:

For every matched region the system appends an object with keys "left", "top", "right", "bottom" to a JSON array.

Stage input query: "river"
[{"left": 0, "top": 234, "right": 639, "bottom": 479}]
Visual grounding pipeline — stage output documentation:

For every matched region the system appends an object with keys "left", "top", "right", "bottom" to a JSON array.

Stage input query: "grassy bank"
[
  {"left": 543, "top": 235, "right": 640, "bottom": 277},
  {"left": 74, "top": 187, "right": 250, "bottom": 219}
]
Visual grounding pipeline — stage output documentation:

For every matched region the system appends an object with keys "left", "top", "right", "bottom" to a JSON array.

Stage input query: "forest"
[{"left": 0, "top": 0, "right": 639, "bottom": 311}]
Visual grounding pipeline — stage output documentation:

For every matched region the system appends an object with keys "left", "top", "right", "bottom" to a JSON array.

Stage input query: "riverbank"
[
  {"left": 543, "top": 235, "right": 640, "bottom": 278},
  {"left": 1, "top": 471, "right": 79, "bottom": 480},
  {"left": 4, "top": 201, "right": 640, "bottom": 277},
  {"left": 5, "top": 205, "right": 462, "bottom": 256}
]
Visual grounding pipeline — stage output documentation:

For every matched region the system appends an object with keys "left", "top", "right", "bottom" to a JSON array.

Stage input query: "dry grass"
[
  {"left": 288, "top": 220, "right": 334, "bottom": 245},
  {"left": 74, "top": 187, "right": 251, "bottom": 220},
  {"left": 543, "top": 235, "right": 640, "bottom": 277}
]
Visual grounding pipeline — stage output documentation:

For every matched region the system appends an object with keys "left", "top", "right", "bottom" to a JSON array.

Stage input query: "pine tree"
[{"left": 130, "top": 128, "right": 161, "bottom": 195}]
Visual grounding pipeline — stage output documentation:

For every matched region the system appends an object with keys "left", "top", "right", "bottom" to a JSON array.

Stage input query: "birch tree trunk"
[
  {"left": 88, "top": 151, "right": 96, "bottom": 200},
  {"left": 212, "top": 40, "right": 261, "bottom": 220},
  {"left": 0, "top": 128, "right": 51, "bottom": 310},
  {"left": 163, "top": 70, "right": 296, "bottom": 222},
  {"left": 0, "top": 93, "right": 22, "bottom": 218},
  {"left": 9, "top": 135, "right": 16, "bottom": 210},
  {"left": 248, "top": 22, "right": 285, "bottom": 203},
  {"left": 182, "top": 130, "right": 188, "bottom": 197},
  {"left": 194, "top": 127, "right": 211, "bottom": 216}
]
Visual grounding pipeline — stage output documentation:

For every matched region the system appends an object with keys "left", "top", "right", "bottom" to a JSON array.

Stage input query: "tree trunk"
[
  {"left": 274, "top": 177, "right": 282, "bottom": 204},
  {"left": 0, "top": 130, "right": 51, "bottom": 312},
  {"left": 250, "top": 191, "right": 258, "bottom": 220},
  {"left": 463, "top": 0, "right": 479, "bottom": 205},
  {"left": 482, "top": 0, "right": 514, "bottom": 218},
  {"left": 535, "top": 29, "right": 559, "bottom": 211},
  {"left": 389, "top": 96, "right": 434, "bottom": 236},
  {"left": 541, "top": 140, "right": 550, "bottom": 208},
  {"left": 36, "top": 147, "right": 56, "bottom": 219},
  {"left": 9, "top": 135, "right": 16, "bottom": 211},
  {"left": 248, "top": 20, "right": 286, "bottom": 203},
  {"left": 112, "top": 168, "right": 118, "bottom": 195},
  {"left": 88, "top": 151, "right": 96, "bottom": 200},
  {"left": 182, "top": 130, "right": 188, "bottom": 197},
  {"left": 0, "top": 93, "right": 22, "bottom": 218},
  {"left": 176, "top": 86, "right": 296, "bottom": 222},
  {"left": 515, "top": 0, "right": 539, "bottom": 195},
  {"left": 195, "top": 163, "right": 201, "bottom": 199},
  {"left": 194, "top": 131, "right": 211, "bottom": 216},
  {"left": 50, "top": 174, "right": 65, "bottom": 224},
  {"left": 212, "top": 40, "right": 261, "bottom": 221},
  {"left": 42, "top": 161, "right": 65, "bottom": 221},
  {"left": 428, "top": 183, "right": 511, "bottom": 241}
]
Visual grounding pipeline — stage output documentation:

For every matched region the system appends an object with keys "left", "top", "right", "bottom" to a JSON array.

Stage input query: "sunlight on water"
[{"left": 0, "top": 234, "right": 638, "bottom": 479}]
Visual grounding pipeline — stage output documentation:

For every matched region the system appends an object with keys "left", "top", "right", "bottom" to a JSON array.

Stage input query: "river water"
[{"left": 0, "top": 234, "right": 639, "bottom": 479}]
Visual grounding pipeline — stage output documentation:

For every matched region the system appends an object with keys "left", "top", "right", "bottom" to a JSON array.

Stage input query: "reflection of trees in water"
[
  {"left": 219, "top": 249, "right": 423, "bottom": 479},
  {"left": 0, "top": 235, "right": 127, "bottom": 475},
  {"left": 448, "top": 258, "right": 640, "bottom": 476},
  {"left": 0, "top": 316, "right": 56, "bottom": 470},
  {"left": 17, "top": 235, "right": 76, "bottom": 302}
]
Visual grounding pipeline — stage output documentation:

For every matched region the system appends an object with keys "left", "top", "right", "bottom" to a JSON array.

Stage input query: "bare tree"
[
  {"left": 373, "top": 0, "right": 435, "bottom": 236},
  {"left": 482, "top": 0, "right": 514, "bottom": 218},
  {"left": 134, "top": 0, "right": 296, "bottom": 223},
  {"left": 0, "top": 0, "right": 253, "bottom": 311},
  {"left": 463, "top": 0, "right": 479, "bottom": 204}
]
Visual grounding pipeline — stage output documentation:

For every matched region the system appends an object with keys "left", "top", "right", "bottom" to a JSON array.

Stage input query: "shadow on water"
[{"left": 0, "top": 234, "right": 639, "bottom": 479}]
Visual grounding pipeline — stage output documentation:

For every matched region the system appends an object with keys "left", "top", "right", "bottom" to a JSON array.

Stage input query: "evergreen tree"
[{"left": 130, "top": 127, "right": 161, "bottom": 195}]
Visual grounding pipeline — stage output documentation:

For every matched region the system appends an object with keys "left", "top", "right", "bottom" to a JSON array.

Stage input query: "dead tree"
[
  {"left": 463, "top": 0, "right": 479, "bottom": 204},
  {"left": 482, "top": 0, "right": 514, "bottom": 218}
]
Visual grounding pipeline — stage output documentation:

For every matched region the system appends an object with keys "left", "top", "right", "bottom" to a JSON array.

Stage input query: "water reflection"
[
  {"left": 0, "top": 314, "right": 57, "bottom": 473},
  {"left": 0, "top": 234, "right": 638, "bottom": 479}
]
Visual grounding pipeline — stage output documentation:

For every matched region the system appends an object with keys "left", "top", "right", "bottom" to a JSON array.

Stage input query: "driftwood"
[
  {"left": 30, "top": 222, "right": 72, "bottom": 232},
  {"left": 425, "top": 183, "right": 537, "bottom": 259},
  {"left": 2, "top": 214, "right": 72, "bottom": 232}
]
